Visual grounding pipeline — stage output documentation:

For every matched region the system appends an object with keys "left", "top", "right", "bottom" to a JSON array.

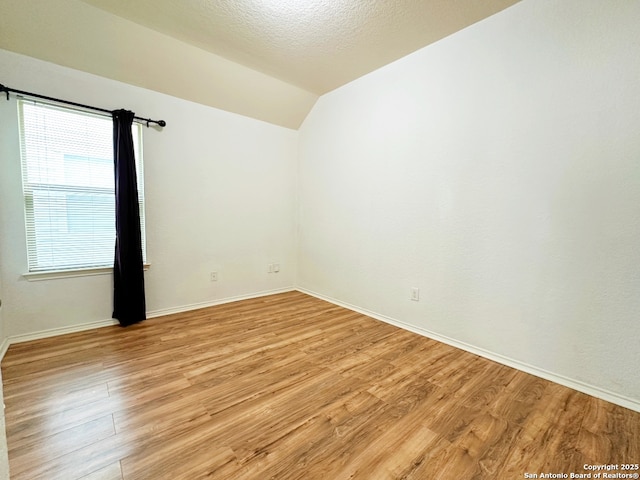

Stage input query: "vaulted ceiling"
[
  {"left": 77, "top": 0, "right": 520, "bottom": 95},
  {"left": 1, "top": 0, "right": 519, "bottom": 128}
]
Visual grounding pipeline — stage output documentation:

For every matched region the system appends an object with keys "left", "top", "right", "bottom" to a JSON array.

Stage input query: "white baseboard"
[
  {"left": 6, "top": 318, "right": 119, "bottom": 346},
  {"left": 0, "top": 338, "right": 9, "bottom": 363},
  {"left": 296, "top": 287, "right": 640, "bottom": 414},
  {"left": 1, "top": 287, "right": 296, "bottom": 359},
  {"left": 3, "top": 285, "right": 637, "bottom": 413},
  {"left": 146, "top": 287, "right": 295, "bottom": 318}
]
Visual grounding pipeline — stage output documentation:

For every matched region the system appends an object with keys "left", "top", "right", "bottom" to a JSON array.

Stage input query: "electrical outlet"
[
  {"left": 410, "top": 287, "right": 420, "bottom": 301},
  {"left": 268, "top": 263, "right": 280, "bottom": 273},
  {"left": 210, "top": 271, "right": 218, "bottom": 282}
]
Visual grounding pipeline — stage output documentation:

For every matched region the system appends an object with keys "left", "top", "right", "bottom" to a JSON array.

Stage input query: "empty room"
[{"left": 0, "top": 0, "right": 639, "bottom": 478}]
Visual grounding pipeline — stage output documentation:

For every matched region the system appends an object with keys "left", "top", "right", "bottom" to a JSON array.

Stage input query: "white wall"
[
  {"left": 0, "top": 48, "right": 298, "bottom": 338},
  {"left": 0, "top": 258, "right": 8, "bottom": 479},
  {"left": 0, "top": 140, "right": 10, "bottom": 480},
  {"left": 298, "top": 0, "right": 640, "bottom": 406},
  {"left": 1, "top": 0, "right": 639, "bottom": 415},
  {"left": 0, "top": 368, "right": 8, "bottom": 480},
  {"left": 0, "top": 244, "right": 5, "bottom": 349}
]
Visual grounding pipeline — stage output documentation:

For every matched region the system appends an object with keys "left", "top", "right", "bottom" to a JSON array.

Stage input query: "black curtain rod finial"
[{"left": 142, "top": 118, "right": 166, "bottom": 128}]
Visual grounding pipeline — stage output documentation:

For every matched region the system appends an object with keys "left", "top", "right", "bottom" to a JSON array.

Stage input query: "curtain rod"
[{"left": 0, "top": 83, "right": 166, "bottom": 128}]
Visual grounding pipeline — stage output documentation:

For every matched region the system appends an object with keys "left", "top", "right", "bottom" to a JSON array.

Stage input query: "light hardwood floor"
[{"left": 2, "top": 291, "right": 639, "bottom": 479}]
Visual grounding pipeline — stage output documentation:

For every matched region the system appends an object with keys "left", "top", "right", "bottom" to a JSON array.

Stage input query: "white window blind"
[{"left": 18, "top": 100, "right": 146, "bottom": 273}]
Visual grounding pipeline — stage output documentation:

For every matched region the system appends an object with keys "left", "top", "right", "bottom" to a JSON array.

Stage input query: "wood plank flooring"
[{"left": 2, "top": 291, "right": 639, "bottom": 479}]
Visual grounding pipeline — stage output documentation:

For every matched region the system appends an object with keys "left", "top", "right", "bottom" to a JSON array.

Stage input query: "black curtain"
[{"left": 112, "top": 109, "right": 146, "bottom": 326}]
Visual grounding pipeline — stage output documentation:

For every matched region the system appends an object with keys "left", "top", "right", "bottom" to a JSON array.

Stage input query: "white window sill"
[{"left": 23, "top": 264, "right": 151, "bottom": 282}]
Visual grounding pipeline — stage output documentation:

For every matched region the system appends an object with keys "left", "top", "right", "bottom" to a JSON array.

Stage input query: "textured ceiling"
[
  {"left": 78, "top": 0, "right": 520, "bottom": 94},
  {"left": 1, "top": 0, "right": 520, "bottom": 127}
]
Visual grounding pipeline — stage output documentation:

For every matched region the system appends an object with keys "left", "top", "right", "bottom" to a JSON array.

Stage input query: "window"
[{"left": 18, "top": 100, "right": 146, "bottom": 273}]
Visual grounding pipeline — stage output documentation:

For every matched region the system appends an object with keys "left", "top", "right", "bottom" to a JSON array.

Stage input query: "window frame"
[{"left": 17, "top": 99, "right": 148, "bottom": 280}]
